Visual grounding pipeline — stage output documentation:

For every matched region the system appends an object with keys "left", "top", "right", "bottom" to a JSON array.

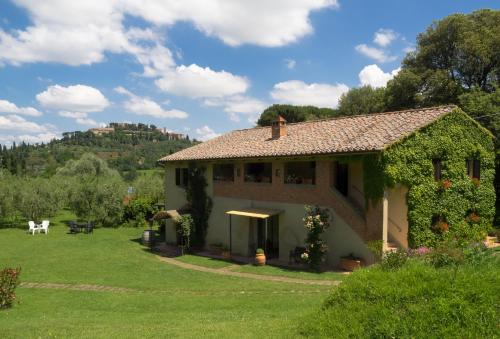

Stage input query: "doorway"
[{"left": 256, "top": 215, "right": 279, "bottom": 258}]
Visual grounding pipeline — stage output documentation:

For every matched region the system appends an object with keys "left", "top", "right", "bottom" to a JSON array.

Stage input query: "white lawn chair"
[
  {"left": 39, "top": 220, "right": 50, "bottom": 234},
  {"left": 28, "top": 221, "right": 39, "bottom": 235}
]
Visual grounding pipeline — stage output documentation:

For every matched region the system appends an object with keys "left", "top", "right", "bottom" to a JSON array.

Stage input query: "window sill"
[
  {"left": 243, "top": 181, "right": 273, "bottom": 185},
  {"left": 284, "top": 183, "right": 316, "bottom": 188}
]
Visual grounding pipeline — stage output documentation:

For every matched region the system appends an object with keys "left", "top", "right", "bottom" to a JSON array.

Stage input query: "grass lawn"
[
  {"left": 0, "top": 213, "right": 334, "bottom": 338},
  {"left": 232, "top": 264, "right": 346, "bottom": 281}
]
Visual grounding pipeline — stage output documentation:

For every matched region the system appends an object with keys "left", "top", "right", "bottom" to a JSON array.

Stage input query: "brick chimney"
[{"left": 271, "top": 115, "right": 287, "bottom": 139}]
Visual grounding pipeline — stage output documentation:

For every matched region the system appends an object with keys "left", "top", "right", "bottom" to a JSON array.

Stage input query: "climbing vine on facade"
[
  {"left": 365, "top": 109, "right": 495, "bottom": 247},
  {"left": 186, "top": 162, "right": 212, "bottom": 247}
]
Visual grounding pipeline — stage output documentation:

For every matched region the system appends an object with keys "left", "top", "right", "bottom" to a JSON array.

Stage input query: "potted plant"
[
  {"left": 255, "top": 248, "right": 266, "bottom": 266},
  {"left": 340, "top": 253, "right": 363, "bottom": 271},
  {"left": 221, "top": 245, "right": 231, "bottom": 259}
]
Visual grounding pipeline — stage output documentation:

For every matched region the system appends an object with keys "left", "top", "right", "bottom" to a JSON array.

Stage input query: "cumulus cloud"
[
  {"left": 373, "top": 29, "right": 398, "bottom": 47},
  {"left": 0, "top": 0, "right": 336, "bottom": 67},
  {"left": 204, "top": 95, "right": 267, "bottom": 123},
  {"left": 195, "top": 125, "right": 221, "bottom": 141},
  {"left": 36, "top": 84, "right": 109, "bottom": 112},
  {"left": 0, "top": 99, "right": 42, "bottom": 116},
  {"left": 270, "top": 80, "right": 349, "bottom": 108},
  {"left": 355, "top": 44, "right": 397, "bottom": 63},
  {"left": 114, "top": 86, "right": 188, "bottom": 119},
  {"left": 358, "top": 64, "right": 400, "bottom": 88},
  {"left": 155, "top": 64, "right": 249, "bottom": 98},
  {"left": 58, "top": 111, "right": 88, "bottom": 119},
  {"left": 0, "top": 114, "right": 52, "bottom": 133},
  {"left": 0, "top": 132, "right": 59, "bottom": 145}
]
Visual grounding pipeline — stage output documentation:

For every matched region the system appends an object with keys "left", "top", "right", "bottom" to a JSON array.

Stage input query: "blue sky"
[{"left": 0, "top": 0, "right": 497, "bottom": 144}]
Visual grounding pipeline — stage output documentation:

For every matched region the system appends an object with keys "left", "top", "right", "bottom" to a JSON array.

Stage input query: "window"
[
  {"left": 244, "top": 162, "right": 272, "bottom": 183},
  {"left": 175, "top": 168, "right": 189, "bottom": 187},
  {"left": 466, "top": 158, "right": 480, "bottom": 180},
  {"left": 333, "top": 161, "right": 348, "bottom": 196},
  {"left": 284, "top": 161, "right": 316, "bottom": 185},
  {"left": 432, "top": 159, "right": 442, "bottom": 181},
  {"left": 213, "top": 164, "right": 234, "bottom": 182}
]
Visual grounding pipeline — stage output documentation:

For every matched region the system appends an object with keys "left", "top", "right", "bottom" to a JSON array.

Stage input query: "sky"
[{"left": 0, "top": 0, "right": 497, "bottom": 144}]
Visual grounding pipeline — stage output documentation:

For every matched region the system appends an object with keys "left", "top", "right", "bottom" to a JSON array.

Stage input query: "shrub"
[
  {"left": 123, "top": 197, "right": 158, "bottom": 225},
  {"left": 299, "top": 253, "right": 499, "bottom": 338},
  {"left": 380, "top": 249, "right": 408, "bottom": 271},
  {"left": 176, "top": 214, "right": 193, "bottom": 254},
  {"left": 0, "top": 267, "right": 21, "bottom": 309},
  {"left": 303, "top": 205, "right": 330, "bottom": 272},
  {"left": 427, "top": 245, "right": 464, "bottom": 268},
  {"left": 255, "top": 248, "right": 264, "bottom": 255}
]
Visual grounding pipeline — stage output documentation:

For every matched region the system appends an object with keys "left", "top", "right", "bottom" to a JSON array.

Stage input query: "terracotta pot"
[
  {"left": 255, "top": 253, "right": 266, "bottom": 266},
  {"left": 340, "top": 258, "right": 362, "bottom": 271}
]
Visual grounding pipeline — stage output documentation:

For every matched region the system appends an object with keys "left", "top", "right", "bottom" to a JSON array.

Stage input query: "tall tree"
[
  {"left": 337, "top": 86, "right": 386, "bottom": 116},
  {"left": 257, "top": 104, "right": 338, "bottom": 126}
]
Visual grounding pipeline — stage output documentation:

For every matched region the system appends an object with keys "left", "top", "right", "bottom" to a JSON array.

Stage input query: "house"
[{"left": 159, "top": 106, "right": 495, "bottom": 266}]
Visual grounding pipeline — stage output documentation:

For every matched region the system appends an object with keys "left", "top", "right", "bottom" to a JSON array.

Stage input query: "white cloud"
[
  {"left": 114, "top": 86, "right": 188, "bottom": 119},
  {"left": 0, "top": 0, "right": 336, "bottom": 67},
  {"left": 0, "top": 99, "right": 42, "bottom": 116},
  {"left": 121, "top": 0, "right": 338, "bottom": 47},
  {"left": 373, "top": 29, "right": 397, "bottom": 47},
  {"left": 58, "top": 111, "right": 88, "bottom": 119},
  {"left": 284, "top": 58, "right": 296, "bottom": 69},
  {"left": 0, "top": 114, "right": 51, "bottom": 133},
  {"left": 270, "top": 80, "right": 349, "bottom": 108},
  {"left": 75, "top": 117, "right": 100, "bottom": 126},
  {"left": 204, "top": 95, "right": 267, "bottom": 123},
  {"left": 358, "top": 64, "right": 400, "bottom": 88},
  {"left": 0, "top": 132, "right": 59, "bottom": 145},
  {"left": 195, "top": 125, "right": 220, "bottom": 141},
  {"left": 36, "top": 84, "right": 109, "bottom": 112},
  {"left": 155, "top": 64, "right": 249, "bottom": 98},
  {"left": 355, "top": 44, "right": 397, "bottom": 63}
]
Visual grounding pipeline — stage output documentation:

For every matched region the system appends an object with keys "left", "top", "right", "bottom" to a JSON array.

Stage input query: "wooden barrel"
[{"left": 142, "top": 229, "right": 155, "bottom": 247}]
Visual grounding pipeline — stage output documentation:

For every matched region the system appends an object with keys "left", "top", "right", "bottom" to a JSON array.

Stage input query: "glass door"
[{"left": 257, "top": 215, "right": 279, "bottom": 258}]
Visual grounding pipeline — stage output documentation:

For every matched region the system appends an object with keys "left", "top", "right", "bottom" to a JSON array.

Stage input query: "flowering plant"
[
  {"left": 0, "top": 267, "right": 21, "bottom": 309},
  {"left": 303, "top": 205, "right": 330, "bottom": 271}
]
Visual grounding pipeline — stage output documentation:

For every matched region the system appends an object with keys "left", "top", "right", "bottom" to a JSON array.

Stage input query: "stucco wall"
[
  {"left": 206, "top": 196, "right": 374, "bottom": 266},
  {"left": 387, "top": 185, "right": 409, "bottom": 248}
]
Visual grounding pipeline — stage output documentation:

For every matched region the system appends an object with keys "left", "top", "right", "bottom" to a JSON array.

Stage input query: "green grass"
[
  {"left": 232, "top": 264, "right": 346, "bottom": 281},
  {"left": 0, "top": 216, "right": 334, "bottom": 338},
  {"left": 299, "top": 253, "right": 500, "bottom": 338},
  {"left": 175, "top": 254, "right": 234, "bottom": 269}
]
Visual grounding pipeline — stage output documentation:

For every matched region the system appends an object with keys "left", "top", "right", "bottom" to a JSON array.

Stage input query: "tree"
[
  {"left": 257, "top": 104, "right": 338, "bottom": 126},
  {"left": 57, "top": 153, "right": 125, "bottom": 226},
  {"left": 132, "top": 172, "right": 165, "bottom": 203},
  {"left": 337, "top": 86, "right": 386, "bottom": 116},
  {"left": 386, "top": 9, "right": 500, "bottom": 110},
  {"left": 14, "top": 177, "right": 62, "bottom": 221}
]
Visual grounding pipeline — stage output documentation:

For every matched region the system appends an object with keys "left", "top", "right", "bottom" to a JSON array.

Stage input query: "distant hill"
[{"left": 0, "top": 123, "right": 195, "bottom": 180}]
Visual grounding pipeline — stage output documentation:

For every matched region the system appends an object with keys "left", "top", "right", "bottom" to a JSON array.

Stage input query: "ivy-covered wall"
[{"left": 377, "top": 109, "right": 495, "bottom": 247}]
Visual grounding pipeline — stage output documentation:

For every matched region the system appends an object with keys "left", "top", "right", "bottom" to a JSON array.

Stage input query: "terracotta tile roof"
[{"left": 160, "top": 105, "right": 457, "bottom": 162}]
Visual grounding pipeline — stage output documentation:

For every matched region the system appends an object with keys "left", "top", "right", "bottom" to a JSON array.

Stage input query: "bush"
[
  {"left": 303, "top": 205, "right": 330, "bottom": 272},
  {"left": 380, "top": 249, "right": 408, "bottom": 271},
  {"left": 0, "top": 267, "right": 21, "bottom": 309},
  {"left": 123, "top": 197, "right": 158, "bottom": 226},
  {"left": 255, "top": 248, "right": 264, "bottom": 255},
  {"left": 299, "top": 252, "right": 499, "bottom": 338},
  {"left": 427, "top": 244, "right": 465, "bottom": 268}
]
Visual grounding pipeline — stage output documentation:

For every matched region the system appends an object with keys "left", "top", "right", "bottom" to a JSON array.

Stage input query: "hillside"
[{"left": 0, "top": 123, "right": 194, "bottom": 180}]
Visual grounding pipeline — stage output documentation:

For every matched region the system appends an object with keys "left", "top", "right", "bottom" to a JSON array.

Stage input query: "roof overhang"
[{"left": 225, "top": 208, "right": 283, "bottom": 219}]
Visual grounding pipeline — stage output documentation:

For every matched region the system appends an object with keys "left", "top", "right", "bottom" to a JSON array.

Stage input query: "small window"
[
  {"left": 284, "top": 161, "right": 316, "bottom": 185},
  {"left": 244, "top": 162, "right": 272, "bottom": 183},
  {"left": 333, "top": 161, "right": 349, "bottom": 196},
  {"left": 432, "top": 159, "right": 442, "bottom": 181},
  {"left": 213, "top": 164, "right": 234, "bottom": 182},
  {"left": 466, "top": 158, "right": 480, "bottom": 180},
  {"left": 175, "top": 168, "right": 189, "bottom": 187}
]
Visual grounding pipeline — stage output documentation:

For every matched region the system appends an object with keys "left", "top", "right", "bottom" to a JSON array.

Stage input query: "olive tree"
[{"left": 56, "top": 153, "right": 125, "bottom": 226}]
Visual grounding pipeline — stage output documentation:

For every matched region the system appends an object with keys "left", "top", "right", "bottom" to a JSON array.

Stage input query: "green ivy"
[
  {"left": 370, "top": 109, "right": 495, "bottom": 248},
  {"left": 186, "top": 162, "right": 213, "bottom": 247}
]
